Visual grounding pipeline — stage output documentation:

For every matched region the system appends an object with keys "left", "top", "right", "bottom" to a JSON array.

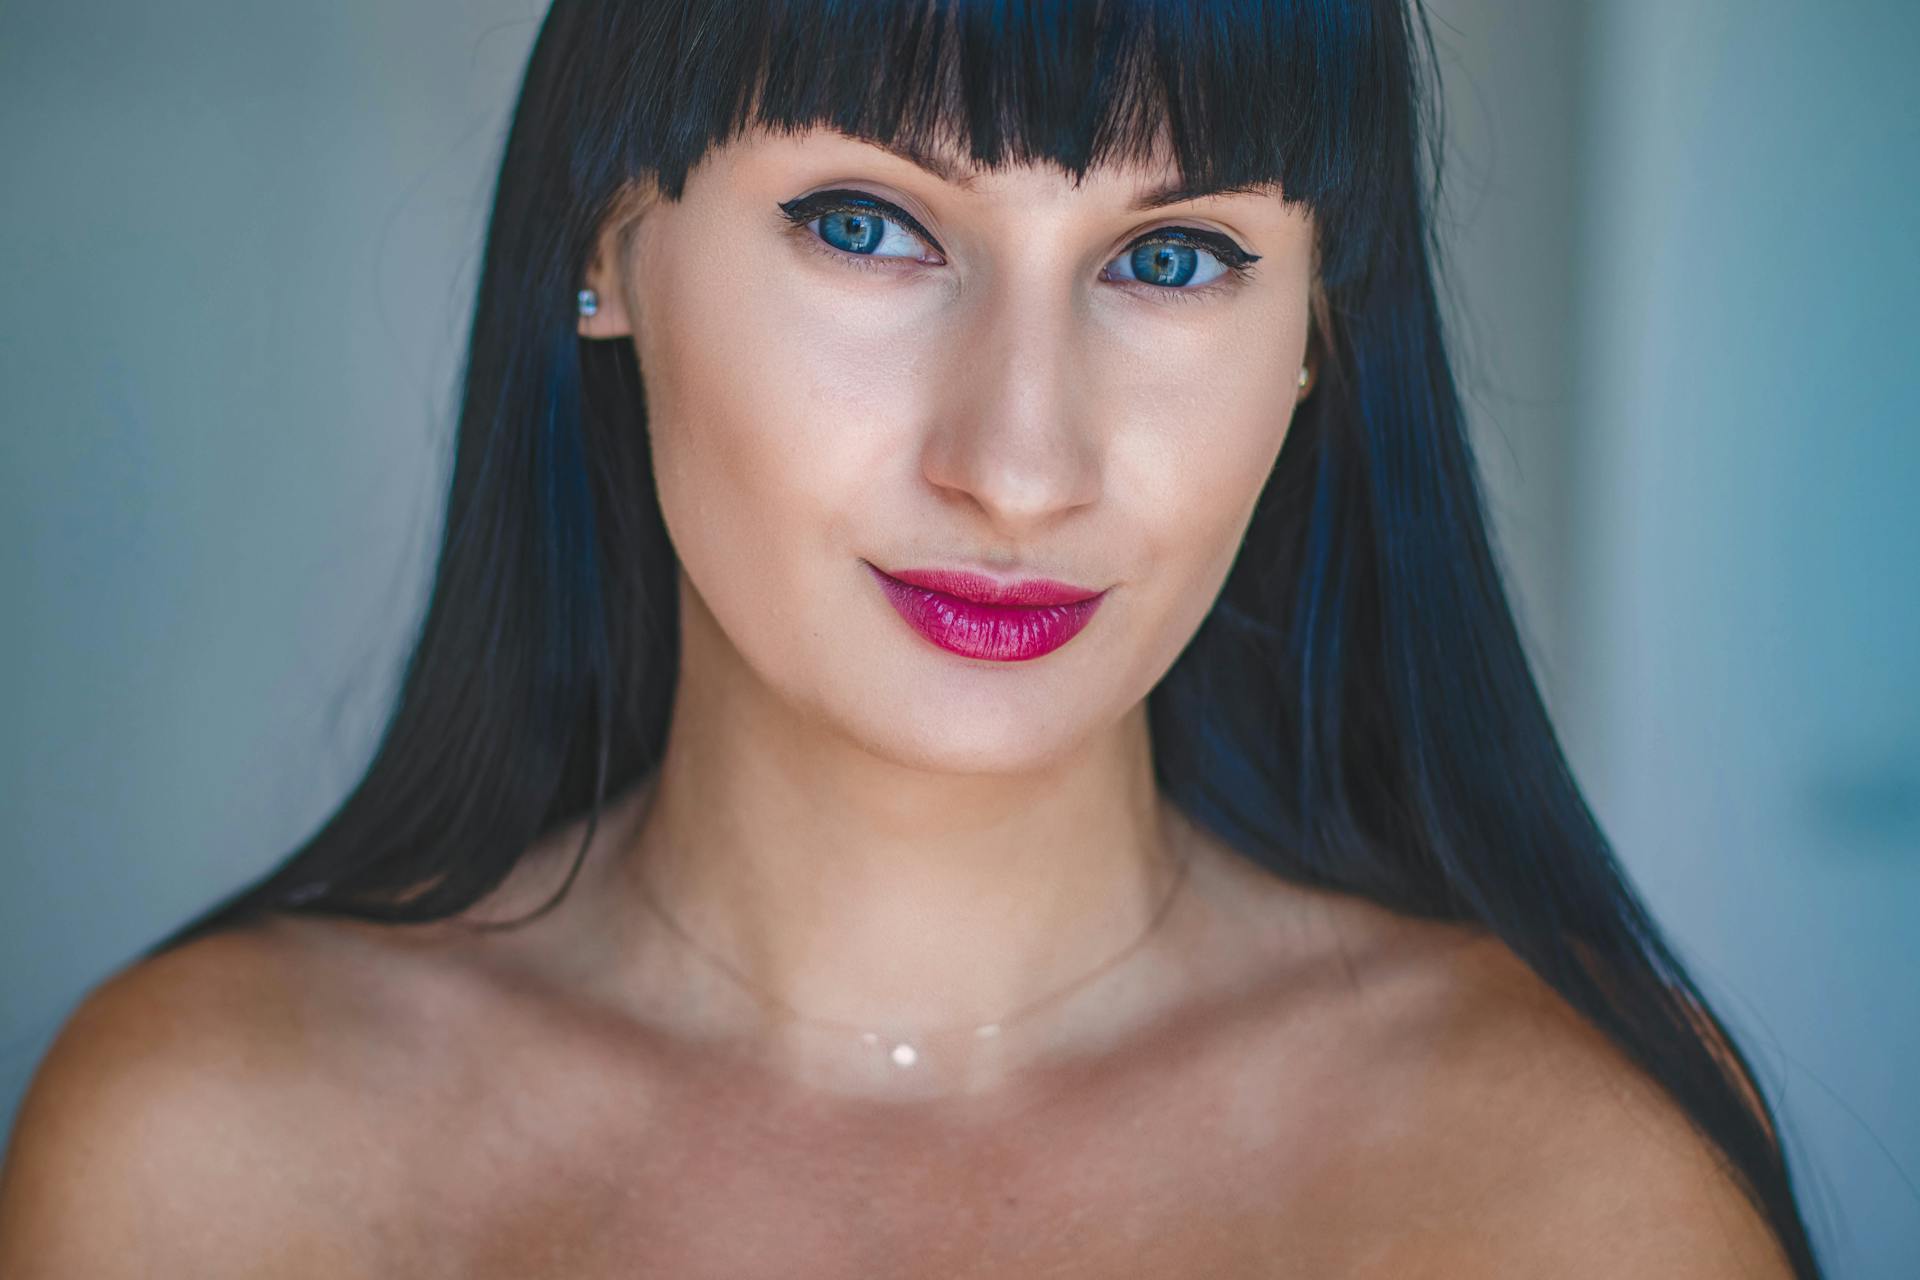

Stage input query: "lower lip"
[{"left": 866, "top": 564, "right": 1106, "bottom": 662}]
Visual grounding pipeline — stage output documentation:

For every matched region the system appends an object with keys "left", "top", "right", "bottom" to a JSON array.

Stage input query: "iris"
[{"left": 1130, "top": 242, "right": 1203, "bottom": 287}]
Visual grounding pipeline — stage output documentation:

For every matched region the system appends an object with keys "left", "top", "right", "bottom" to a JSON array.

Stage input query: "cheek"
[
  {"left": 1104, "top": 321, "right": 1303, "bottom": 607},
  {"left": 632, "top": 235, "right": 911, "bottom": 644}
]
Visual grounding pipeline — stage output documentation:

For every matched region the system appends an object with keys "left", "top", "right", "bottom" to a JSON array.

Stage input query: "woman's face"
[{"left": 582, "top": 123, "right": 1316, "bottom": 773}]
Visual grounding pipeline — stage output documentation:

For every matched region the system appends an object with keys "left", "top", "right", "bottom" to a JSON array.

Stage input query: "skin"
[{"left": 0, "top": 124, "right": 1795, "bottom": 1277}]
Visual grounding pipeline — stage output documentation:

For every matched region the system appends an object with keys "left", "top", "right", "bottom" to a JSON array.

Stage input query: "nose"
[{"left": 919, "top": 281, "right": 1103, "bottom": 535}]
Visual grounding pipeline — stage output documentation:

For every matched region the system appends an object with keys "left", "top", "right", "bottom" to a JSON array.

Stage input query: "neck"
[{"left": 608, "top": 578, "right": 1192, "bottom": 1092}]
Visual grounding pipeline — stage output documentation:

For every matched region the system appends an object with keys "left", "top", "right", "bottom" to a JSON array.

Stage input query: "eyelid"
[
  {"left": 1108, "top": 226, "right": 1262, "bottom": 304},
  {"left": 777, "top": 188, "right": 946, "bottom": 258},
  {"left": 1128, "top": 224, "right": 1261, "bottom": 270}
]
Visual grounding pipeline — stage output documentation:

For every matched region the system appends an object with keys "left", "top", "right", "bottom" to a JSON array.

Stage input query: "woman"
[{"left": 0, "top": 0, "right": 1824, "bottom": 1274}]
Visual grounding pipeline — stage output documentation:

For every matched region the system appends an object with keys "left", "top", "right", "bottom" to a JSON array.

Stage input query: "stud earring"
[
  {"left": 577, "top": 288, "right": 599, "bottom": 319},
  {"left": 1297, "top": 365, "right": 1312, "bottom": 390}
]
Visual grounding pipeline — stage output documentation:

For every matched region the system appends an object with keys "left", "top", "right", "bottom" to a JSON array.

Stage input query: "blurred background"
[{"left": 2, "top": 1, "right": 1914, "bottom": 1271}]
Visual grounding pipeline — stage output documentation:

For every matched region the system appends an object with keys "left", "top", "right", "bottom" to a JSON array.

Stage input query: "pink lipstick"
[{"left": 864, "top": 562, "right": 1107, "bottom": 662}]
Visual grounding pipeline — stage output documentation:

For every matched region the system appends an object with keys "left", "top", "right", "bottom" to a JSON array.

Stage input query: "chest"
[{"left": 349, "top": 1037, "right": 1430, "bottom": 1279}]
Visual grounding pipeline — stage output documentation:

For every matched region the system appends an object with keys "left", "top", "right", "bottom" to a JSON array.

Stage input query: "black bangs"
[{"left": 598, "top": 0, "right": 1403, "bottom": 290}]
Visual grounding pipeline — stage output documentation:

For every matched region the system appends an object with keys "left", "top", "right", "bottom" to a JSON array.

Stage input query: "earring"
[
  {"left": 1297, "top": 365, "right": 1311, "bottom": 390},
  {"left": 577, "top": 288, "right": 599, "bottom": 319}
]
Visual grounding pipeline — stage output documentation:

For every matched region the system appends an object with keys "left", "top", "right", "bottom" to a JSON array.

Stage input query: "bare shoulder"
[
  {"left": 1297, "top": 890, "right": 1797, "bottom": 1278},
  {"left": 0, "top": 916, "right": 452, "bottom": 1277}
]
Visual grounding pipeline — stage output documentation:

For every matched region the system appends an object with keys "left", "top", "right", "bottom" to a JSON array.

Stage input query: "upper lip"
[{"left": 871, "top": 562, "right": 1106, "bottom": 607}]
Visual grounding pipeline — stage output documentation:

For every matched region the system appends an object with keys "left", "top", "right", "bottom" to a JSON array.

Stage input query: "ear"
[
  {"left": 1297, "top": 279, "right": 1332, "bottom": 400},
  {"left": 576, "top": 183, "right": 654, "bottom": 340}
]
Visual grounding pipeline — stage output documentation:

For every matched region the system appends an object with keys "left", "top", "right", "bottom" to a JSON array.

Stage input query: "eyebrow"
[
  {"left": 1129, "top": 179, "right": 1282, "bottom": 211},
  {"left": 833, "top": 127, "right": 1280, "bottom": 211}
]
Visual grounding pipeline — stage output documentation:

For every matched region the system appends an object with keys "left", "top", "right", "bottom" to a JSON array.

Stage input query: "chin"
[{"left": 815, "top": 672, "right": 1116, "bottom": 777}]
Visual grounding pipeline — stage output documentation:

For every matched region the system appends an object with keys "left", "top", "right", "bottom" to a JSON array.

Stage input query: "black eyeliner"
[
  {"left": 777, "top": 187, "right": 1260, "bottom": 280},
  {"left": 776, "top": 189, "right": 945, "bottom": 255},
  {"left": 1132, "top": 225, "right": 1261, "bottom": 269}
]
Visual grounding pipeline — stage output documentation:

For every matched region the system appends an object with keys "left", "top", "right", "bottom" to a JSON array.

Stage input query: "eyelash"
[{"left": 774, "top": 189, "right": 1261, "bottom": 305}]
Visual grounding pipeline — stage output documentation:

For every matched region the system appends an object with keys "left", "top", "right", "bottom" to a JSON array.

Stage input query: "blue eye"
[
  {"left": 775, "top": 188, "right": 1259, "bottom": 298},
  {"left": 1112, "top": 239, "right": 1230, "bottom": 289},
  {"left": 778, "top": 190, "right": 941, "bottom": 263},
  {"left": 1098, "top": 230, "right": 1259, "bottom": 293},
  {"left": 817, "top": 207, "right": 926, "bottom": 258}
]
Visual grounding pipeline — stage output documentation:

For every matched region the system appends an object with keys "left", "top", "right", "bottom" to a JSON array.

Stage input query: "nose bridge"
[{"left": 922, "top": 271, "right": 1102, "bottom": 528}]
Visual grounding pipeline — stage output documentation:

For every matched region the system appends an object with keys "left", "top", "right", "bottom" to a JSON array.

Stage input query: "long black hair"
[{"left": 147, "top": 1, "right": 1823, "bottom": 1272}]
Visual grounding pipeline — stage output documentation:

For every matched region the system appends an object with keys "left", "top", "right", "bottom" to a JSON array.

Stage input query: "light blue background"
[{"left": 3, "top": 2, "right": 1914, "bottom": 1272}]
